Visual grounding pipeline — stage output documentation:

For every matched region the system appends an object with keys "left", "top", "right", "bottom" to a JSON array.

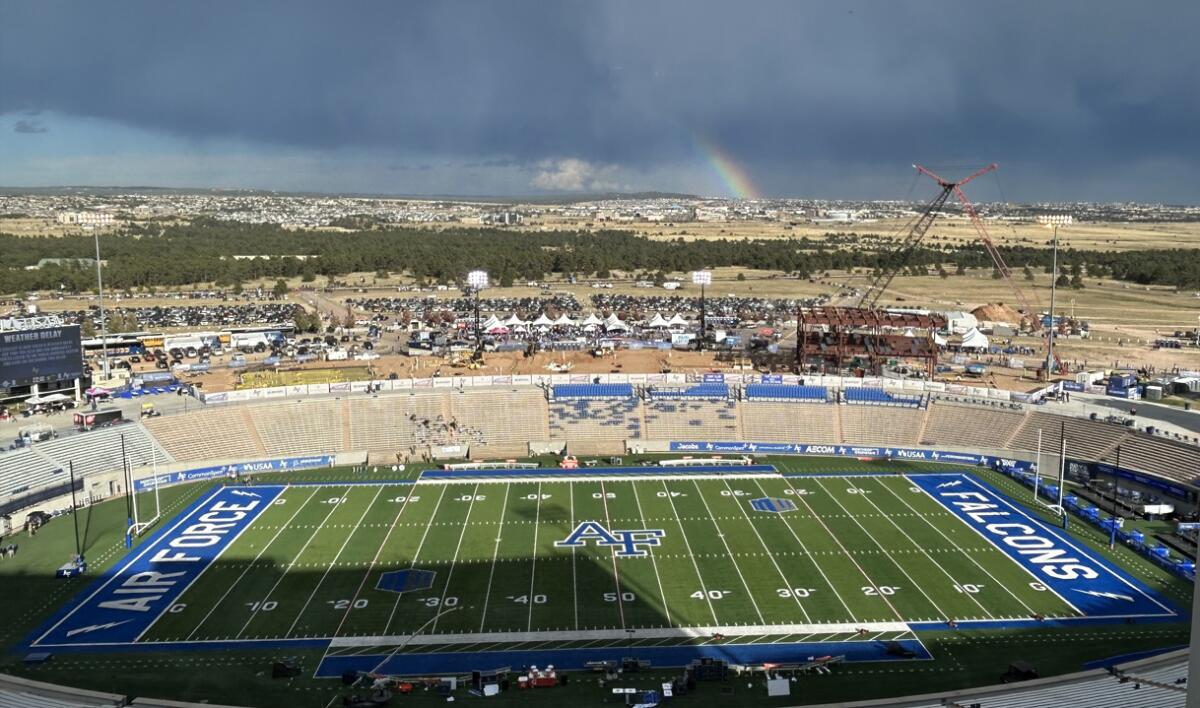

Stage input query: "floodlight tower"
[
  {"left": 467, "top": 270, "right": 489, "bottom": 348},
  {"left": 692, "top": 270, "right": 712, "bottom": 350},
  {"left": 1036, "top": 215, "right": 1073, "bottom": 377},
  {"left": 93, "top": 232, "right": 110, "bottom": 380}
]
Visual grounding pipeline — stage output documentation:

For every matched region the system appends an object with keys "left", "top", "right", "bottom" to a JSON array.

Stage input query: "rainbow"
[{"left": 694, "top": 134, "right": 762, "bottom": 199}]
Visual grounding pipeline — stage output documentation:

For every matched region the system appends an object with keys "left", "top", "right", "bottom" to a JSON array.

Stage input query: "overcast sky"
[{"left": 1, "top": 1, "right": 1197, "bottom": 202}]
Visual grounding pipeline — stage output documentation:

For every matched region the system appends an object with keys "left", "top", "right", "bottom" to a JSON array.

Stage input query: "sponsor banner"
[
  {"left": 286, "top": 385, "right": 307, "bottom": 396},
  {"left": 305, "top": 383, "right": 329, "bottom": 395},
  {"left": 1061, "top": 381, "right": 1086, "bottom": 392},
  {"left": 912, "top": 474, "right": 1174, "bottom": 618},
  {"left": 511, "top": 375, "right": 533, "bottom": 386},
  {"left": 431, "top": 377, "right": 456, "bottom": 388},
  {"left": 761, "top": 374, "right": 783, "bottom": 384},
  {"left": 702, "top": 373, "right": 725, "bottom": 383},
  {"left": 413, "top": 378, "right": 433, "bottom": 388},
  {"left": 667, "top": 441, "right": 994, "bottom": 465},
  {"left": 609, "top": 374, "right": 629, "bottom": 384},
  {"left": 329, "top": 382, "right": 351, "bottom": 393},
  {"left": 263, "top": 386, "right": 287, "bottom": 398},
  {"left": 134, "top": 455, "right": 336, "bottom": 492},
  {"left": 392, "top": 378, "right": 413, "bottom": 389},
  {"left": 32, "top": 485, "right": 283, "bottom": 646},
  {"left": 202, "top": 391, "right": 229, "bottom": 404},
  {"left": 350, "top": 381, "right": 372, "bottom": 392},
  {"left": 992, "top": 457, "right": 1037, "bottom": 473}
]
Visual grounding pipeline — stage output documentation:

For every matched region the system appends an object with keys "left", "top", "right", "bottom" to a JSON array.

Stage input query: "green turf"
[{"left": 0, "top": 456, "right": 1190, "bottom": 708}]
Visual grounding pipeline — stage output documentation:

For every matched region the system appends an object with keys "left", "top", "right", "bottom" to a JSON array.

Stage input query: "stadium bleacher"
[
  {"left": 921, "top": 400, "right": 1027, "bottom": 449},
  {"left": 844, "top": 386, "right": 924, "bottom": 408},
  {"left": 743, "top": 384, "right": 828, "bottom": 402},
  {"left": 840, "top": 405, "right": 925, "bottom": 446},
  {"left": 644, "top": 399, "right": 739, "bottom": 440},
  {"left": 741, "top": 401, "right": 839, "bottom": 443},
  {"left": 347, "top": 392, "right": 454, "bottom": 457},
  {"left": 144, "top": 407, "right": 263, "bottom": 461},
  {"left": 0, "top": 448, "right": 65, "bottom": 498},
  {"left": 250, "top": 400, "right": 344, "bottom": 456},
  {"left": 451, "top": 389, "right": 548, "bottom": 457},
  {"left": 549, "top": 397, "right": 642, "bottom": 443}
]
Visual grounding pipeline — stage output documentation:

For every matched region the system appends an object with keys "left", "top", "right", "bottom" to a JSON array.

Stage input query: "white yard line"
[
  {"left": 569, "top": 482, "right": 579, "bottom": 631},
  {"left": 749, "top": 478, "right": 857, "bottom": 619},
  {"left": 236, "top": 485, "right": 351, "bottom": 638},
  {"left": 477, "top": 482, "right": 512, "bottom": 632},
  {"left": 286, "top": 485, "right": 385, "bottom": 637},
  {"left": 811, "top": 478, "right": 948, "bottom": 622},
  {"left": 525, "top": 482, "right": 543, "bottom": 632},
  {"left": 841, "top": 479, "right": 994, "bottom": 620},
  {"left": 384, "top": 483, "right": 450, "bottom": 633},
  {"left": 659, "top": 480, "right": 719, "bottom": 625},
  {"left": 430, "top": 483, "right": 482, "bottom": 635},
  {"left": 186, "top": 486, "right": 320, "bottom": 640},
  {"left": 718, "top": 478, "right": 812, "bottom": 624},
  {"left": 873, "top": 477, "right": 1038, "bottom": 616},
  {"left": 689, "top": 479, "right": 766, "bottom": 625},
  {"left": 597, "top": 480, "right": 628, "bottom": 630},
  {"left": 326, "top": 479, "right": 428, "bottom": 642},
  {"left": 629, "top": 482, "right": 673, "bottom": 627},
  {"left": 776, "top": 475, "right": 906, "bottom": 622}
]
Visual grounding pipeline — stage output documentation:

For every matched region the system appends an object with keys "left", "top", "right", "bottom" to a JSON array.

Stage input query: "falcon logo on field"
[{"left": 555, "top": 521, "right": 665, "bottom": 558}]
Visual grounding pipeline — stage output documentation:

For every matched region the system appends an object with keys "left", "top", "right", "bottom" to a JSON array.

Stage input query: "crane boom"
[{"left": 859, "top": 185, "right": 953, "bottom": 310}]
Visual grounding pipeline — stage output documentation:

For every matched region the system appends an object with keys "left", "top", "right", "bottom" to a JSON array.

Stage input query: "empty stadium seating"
[
  {"left": 840, "top": 405, "right": 926, "bottom": 446},
  {"left": 742, "top": 401, "right": 839, "bottom": 444},
  {"left": 743, "top": 384, "right": 828, "bottom": 402},
  {"left": 0, "top": 448, "right": 65, "bottom": 497},
  {"left": 347, "top": 392, "right": 454, "bottom": 457},
  {"left": 1110, "top": 432, "right": 1200, "bottom": 487},
  {"left": 144, "top": 406, "right": 263, "bottom": 461},
  {"left": 36, "top": 424, "right": 171, "bottom": 479},
  {"left": 644, "top": 399, "right": 738, "bottom": 440},
  {"left": 921, "top": 400, "right": 1027, "bottom": 449},
  {"left": 1007, "top": 411, "right": 1127, "bottom": 461},
  {"left": 249, "top": 400, "right": 343, "bottom": 456},
  {"left": 844, "top": 386, "right": 924, "bottom": 407}
]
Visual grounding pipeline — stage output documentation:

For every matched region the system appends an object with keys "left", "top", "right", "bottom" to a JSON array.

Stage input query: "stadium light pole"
[
  {"left": 1036, "top": 215, "right": 1072, "bottom": 379},
  {"left": 93, "top": 231, "right": 110, "bottom": 380},
  {"left": 467, "top": 270, "right": 489, "bottom": 349},
  {"left": 692, "top": 270, "right": 712, "bottom": 350}
]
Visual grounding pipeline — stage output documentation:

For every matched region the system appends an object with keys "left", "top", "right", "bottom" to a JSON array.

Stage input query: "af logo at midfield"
[{"left": 555, "top": 521, "right": 665, "bottom": 558}]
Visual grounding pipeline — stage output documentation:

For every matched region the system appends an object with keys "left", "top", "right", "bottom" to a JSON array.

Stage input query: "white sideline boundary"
[
  {"left": 327, "top": 621, "right": 912, "bottom": 648},
  {"left": 416, "top": 472, "right": 782, "bottom": 485}
]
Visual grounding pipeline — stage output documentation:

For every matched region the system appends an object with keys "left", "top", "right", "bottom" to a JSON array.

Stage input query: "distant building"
[{"left": 57, "top": 211, "right": 114, "bottom": 227}]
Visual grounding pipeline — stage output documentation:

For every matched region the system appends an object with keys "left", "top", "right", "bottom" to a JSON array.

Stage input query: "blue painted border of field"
[
  {"left": 19, "top": 485, "right": 223, "bottom": 652},
  {"left": 419, "top": 464, "right": 778, "bottom": 480},
  {"left": 910, "top": 472, "right": 1180, "bottom": 621},
  {"left": 314, "top": 638, "right": 932, "bottom": 678}
]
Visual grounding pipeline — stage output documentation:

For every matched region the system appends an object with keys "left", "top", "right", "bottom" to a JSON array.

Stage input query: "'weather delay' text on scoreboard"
[{"left": 0, "top": 325, "right": 84, "bottom": 389}]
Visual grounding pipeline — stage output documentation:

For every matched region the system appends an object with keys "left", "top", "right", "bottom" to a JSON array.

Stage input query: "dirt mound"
[{"left": 971, "top": 302, "right": 1024, "bottom": 324}]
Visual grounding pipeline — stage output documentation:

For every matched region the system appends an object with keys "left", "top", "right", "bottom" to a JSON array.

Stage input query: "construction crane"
[{"left": 858, "top": 163, "right": 997, "bottom": 310}]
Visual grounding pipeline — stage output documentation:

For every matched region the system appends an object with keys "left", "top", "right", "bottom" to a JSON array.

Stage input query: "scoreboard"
[{"left": 0, "top": 324, "right": 84, "bottom": 390}]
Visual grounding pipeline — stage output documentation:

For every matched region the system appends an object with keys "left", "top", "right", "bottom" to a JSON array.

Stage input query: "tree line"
[{"left": 1, "top": 219, "right": 1198, "bottom": 295}]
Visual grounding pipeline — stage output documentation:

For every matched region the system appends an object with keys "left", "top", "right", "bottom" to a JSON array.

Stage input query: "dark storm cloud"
[
  {"left": 1, "top": 1, "right": 1197, "bottom": 199},
  {"left": 13, "top": 119, "right": 47, "bottom": 134}
]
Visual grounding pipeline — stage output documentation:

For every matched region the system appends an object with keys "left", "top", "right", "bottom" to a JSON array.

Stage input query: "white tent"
[
  {"left": 486, "top": 324, "right": 510, "bottom": 334},
  {"left": 605, "top": 314, "right": 631, "bottom": 331},
  {"left": 531, "top": 313, "right": 555, "bottom": 328},
  {"left": 960, "top": 327, "right": 989, "bottom": 350},
  {"left": 667, "top": 313, "right": 689, "bottom": 328},
  {"left": 646, "top": 313, "right": 670, "bottom": 328},
  {"left": 933, "top": 332, "right": 948, "bottom": 346},
  {"left": 503, "top": 314, "right": 528, "bottom": 327},
  {"left": 580, "top": 313, "right": 603, "bottom": 327},
  {"left": 481, "top": 315, "right": 503, "bottom": 330},
  {"left": 553, "top": 313, "right": 575, "bottom": 327}
]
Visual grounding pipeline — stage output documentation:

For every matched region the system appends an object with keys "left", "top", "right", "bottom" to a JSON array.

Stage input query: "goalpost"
[{"left": 127, "top": 444, "right": 162, "bottom": 541}]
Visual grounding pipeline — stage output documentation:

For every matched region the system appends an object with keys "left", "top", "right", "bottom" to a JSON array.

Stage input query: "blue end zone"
[
  {"left": 377, "top": 569, "right": 436, "bottom": 594},
  {"left": 420, "top": 464, "right": 776, "bottom": 480},
  {"left": 316, "top": 638, "right": 931, "bottom": 677},
  {"left": 909, "top": 473, "right": 1178, "bottom": 620},
  {"left": 27, "top": 485, "right": 282, "bottom": 648},
  {"left": 750, "top": 497, "right": 797, "bottom": 513}
]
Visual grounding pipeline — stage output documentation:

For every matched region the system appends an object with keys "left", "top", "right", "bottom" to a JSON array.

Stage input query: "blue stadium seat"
[
  {"left": 844, "top": 387, "right": 922, "bottom": 408},
  {"left": 552, "top": 383, "right": 635, "bottom": 400},
  {"left": 744, "top": 384, "right": 828, "bottom": 402},
  {"left": 647, "top": 383, "right": 729, "bottom": 400}
]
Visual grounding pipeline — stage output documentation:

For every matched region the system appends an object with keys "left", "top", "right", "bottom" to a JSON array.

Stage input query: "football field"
[{"left": 30, "top": 467, "right": 1177, "bottom": 667}]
